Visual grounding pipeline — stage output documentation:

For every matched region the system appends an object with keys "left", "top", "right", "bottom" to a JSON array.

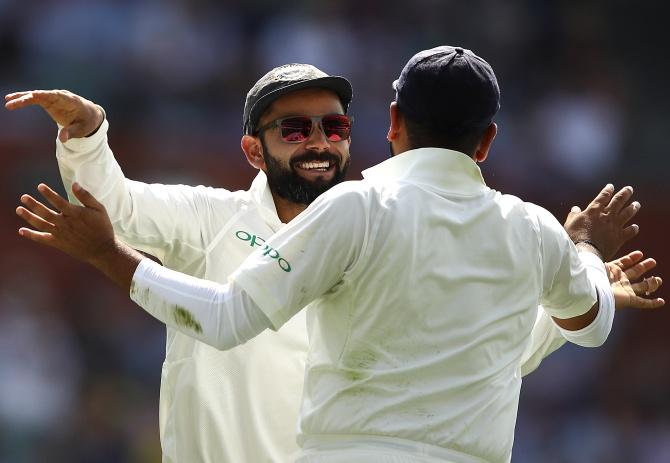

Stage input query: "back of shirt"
[
  {"left": 301, "top": 184, "right": 541, "bottom": 461},
  {"left": 234, "top": 148, "right": 596, "bottom": 463}
]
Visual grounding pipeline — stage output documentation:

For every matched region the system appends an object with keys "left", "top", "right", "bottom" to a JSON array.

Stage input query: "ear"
[
  {"left": 241, "top": 135, "right": 266, "bottom": 171},
  {"left": 473, "top": 122, "right": 497, "bottom": 163},
  {"left": 387, "top": 101, "right": 402, "bottom": 142}
]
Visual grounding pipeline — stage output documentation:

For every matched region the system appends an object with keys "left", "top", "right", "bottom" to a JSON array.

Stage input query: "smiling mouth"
[{"left": 294, "top": 160, "right": 334, "bottom": 172}]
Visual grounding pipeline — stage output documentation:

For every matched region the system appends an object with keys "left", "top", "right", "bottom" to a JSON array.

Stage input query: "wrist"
[
  {"left": 575, "top": 239, "right": 604, "bottom": 261},
  {"left": 88, "top": 238, "right": 144, "bottom": 292},
  {"left": 87, "top": 237, "right": 122, "bottom": 267},
  {"left": 84, "top": 105, "right": 106, "bottom": 138}
]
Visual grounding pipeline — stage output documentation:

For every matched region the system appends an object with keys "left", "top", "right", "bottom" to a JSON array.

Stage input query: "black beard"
[{"left": 261, "top": 139, "right": 350, "bottom": 205}]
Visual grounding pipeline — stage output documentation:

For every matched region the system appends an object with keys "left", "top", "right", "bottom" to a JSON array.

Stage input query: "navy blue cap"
[
  {"left": 393, "top": 46, "right": 500, "bottom": 133},
  {"left": 244, "top": 63, "right": 353, "bottom": 135}
]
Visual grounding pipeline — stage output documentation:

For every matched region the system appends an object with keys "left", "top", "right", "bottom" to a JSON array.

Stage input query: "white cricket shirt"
[
  {"left": 230, "top": 148, "right": 598, "bottom": 463},
  {"left": 56, "top": 119, "right": 308, "bottom": 462}
]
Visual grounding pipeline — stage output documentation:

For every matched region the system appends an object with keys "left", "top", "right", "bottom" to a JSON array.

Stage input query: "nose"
[{"left": 304, "top": 121, "right": 330, "bottom": 152}]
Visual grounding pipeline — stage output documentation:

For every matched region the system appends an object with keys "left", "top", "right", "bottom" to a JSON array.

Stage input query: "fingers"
[
  {"left": 626, "top": 276, "right": 664, "bottom": 310},
  {"left": 621, "top": 224, "right": 640, "bottom": 241},
  {"left": 5, "top": 91, "right": 33, "bottom": 103},
  {"left": 5, "top": 89, "right": 78, "bottom": 111},
  {"left": 627, "top": 295, "right": 665, "bottom": 310},
  {"left": 19, "top": 194, "right": 61, "bottom": 223},
  {"left": 617, "top": 200, "right": 641, "bottom": 225},
  {"left": 587, "top": 184, "right": 615, "bottom": 210},
  {"left": 609, "top": 250, "right": 644, "bottom": 270},
  {"left": 16, "top": 206, "right": 56, "bottom": 232},
  {"left": 37, "top": 183, "right": 73, "bottom": 214},
  {"left": 4, "top": 91, "right": 52, "bottom": 111},
  {"left": 17, "top": 227, "right": 56, "bottom": 247},
  {"left": 72, "top": 183, "right": 104, "bottom": 211},
  {"left": 630, "top": 276, "right": 662, "bottom": 295},
  {"left": 645, "top": 276, "right": 662, "bottom": 295},
  {"left": 604, "top": 185, "right": 634, "bottom": 213},
  {"left": 624, "top": 258, "right": 657, "bottom": 281}
]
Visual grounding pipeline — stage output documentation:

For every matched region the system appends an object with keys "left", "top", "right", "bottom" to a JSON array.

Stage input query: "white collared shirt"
[
  {"left": 231, "top": 147, "right": 598, "bottom": 462},
  {"left": 57, "top": 119, "right": 308, "bottom": 463}
]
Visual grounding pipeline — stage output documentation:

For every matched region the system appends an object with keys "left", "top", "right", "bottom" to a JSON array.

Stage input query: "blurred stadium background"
[{"left": 0, "top": 0, "right": 668, "bottom": 461}]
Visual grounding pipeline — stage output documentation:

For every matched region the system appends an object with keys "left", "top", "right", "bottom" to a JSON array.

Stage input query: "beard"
[{"left": 261, "top": 139, "right": 350, "bottom": 205}]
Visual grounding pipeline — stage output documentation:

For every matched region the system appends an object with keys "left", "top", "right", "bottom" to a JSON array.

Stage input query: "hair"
[{"left": 401, "top": 110, "right": 488, "bottom": 157}]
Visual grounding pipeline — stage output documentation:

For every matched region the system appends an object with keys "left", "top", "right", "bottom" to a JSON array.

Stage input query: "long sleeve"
[
  {"left": 127, "top": 183, "right": 369, "bottom": 340},
  {"left": 519, "top": 306, "right": 566, "bottom": 377},
  {"left": 56, "top": 117, "right": 222, "bottom": 262},
  {"left": 130, "top": 259, "right": 273, "bottom": 350},
  {"left": 552, "top": 251, "right": 615, "bottom": 348},
  {"left": 530, "top": 203, "right": 615, "bottom": 347}
]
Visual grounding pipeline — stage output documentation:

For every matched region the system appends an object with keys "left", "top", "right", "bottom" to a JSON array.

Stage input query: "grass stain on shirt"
[{"left": 173, "top": 306, "right": 203, "bottom": 334}]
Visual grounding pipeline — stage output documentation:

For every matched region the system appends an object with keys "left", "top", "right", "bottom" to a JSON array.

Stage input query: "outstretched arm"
[
  {"left": 550, "top": 184, "right": 640, "bottom": 334},
  {"left": 5, "top": 90, "right": 217, "bottom": 263},
  {"left": 16, "top": 182, "right": 366, "bottom": 350},
  {"left": 521, "top": 250, "right": 664, "bottom": 377},
  {"left": 5, "top": 90, "right": 104, "bottom": 142},
  {"left": 16, "top": 183, "right": 272, "bottom": 350}
]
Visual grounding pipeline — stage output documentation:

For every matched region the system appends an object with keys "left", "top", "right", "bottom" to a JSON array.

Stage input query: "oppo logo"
[{"left": 235, "top": 230, "right": 291, "bottom": 272}]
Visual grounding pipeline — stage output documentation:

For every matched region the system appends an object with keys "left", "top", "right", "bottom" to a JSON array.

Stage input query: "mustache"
[{"left": 290, "top": 150, "right": 341, "bottom": 166}]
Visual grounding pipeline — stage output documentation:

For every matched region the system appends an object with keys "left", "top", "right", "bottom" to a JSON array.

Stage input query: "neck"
[{"left": 271, "top": 193, "right": 308, "bottom": 223}]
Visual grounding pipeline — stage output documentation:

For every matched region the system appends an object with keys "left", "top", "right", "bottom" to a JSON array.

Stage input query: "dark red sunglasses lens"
[
  {"left": 322, "top": 115, "right": 352, "bottom": 142},
  {"left": 280, "top": 117, "right": 312, "bottom": 142},
  {"left": 278, "top": 115, "right": 351, "bottom": 142}
]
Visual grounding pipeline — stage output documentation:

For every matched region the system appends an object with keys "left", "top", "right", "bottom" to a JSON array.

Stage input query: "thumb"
[
  {"left": 565, "top": 205, "right": 581, "bottom": 223},
  {"left": 61, "top": 121, "right": 91, "bottom": 140},
  {"left": 72, "top": 183, "right": 104, "bottom": 211},
  {"left": 58, "top": 127, "right": 70, "bottom": 143}
]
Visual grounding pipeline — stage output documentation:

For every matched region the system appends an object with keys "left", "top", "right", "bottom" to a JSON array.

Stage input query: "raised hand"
[
  {"left": 16, "top": 183, "right": 115, "bottom": 263},
  {"left": 606, "top": 250, "right": 664, "bottom": 310},
  {"left": 563, "top": 184, "right": 640, "bottom": 260},
  {"left": 5, "top": 90, "right": 104, "bottom": 142},
  {"left": 16, "top": 183, "right": 142, "bottom": 291}
]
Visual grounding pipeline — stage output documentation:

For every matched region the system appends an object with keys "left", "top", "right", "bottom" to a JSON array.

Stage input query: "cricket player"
[
  {"left": 11, "top": 50, "right": 664, "bottom": 461},
  {"left": 7, "top": 64, "right": 354, "bottom": 462}
]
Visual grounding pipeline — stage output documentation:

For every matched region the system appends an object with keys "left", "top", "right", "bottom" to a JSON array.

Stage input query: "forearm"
[
  {"left": 56, "top": 117, "right": 205, "bottom": 260},
  {"left": 89, "top": 238, "right": 146, "bottom": 293},
  {"left": 129, "top": 259, "right": 271, "bottom": 350},
  {"left": 57, "top": 118, "right": 132, "bottom": 216}
]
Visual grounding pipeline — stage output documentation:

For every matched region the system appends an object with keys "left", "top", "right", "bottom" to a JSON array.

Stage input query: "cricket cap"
[
  {"left": 393, "top": 45, "right": 500, "bottom": 134},
  {"left": 243, "top": 63, "right": 353, "bottom": 135}
]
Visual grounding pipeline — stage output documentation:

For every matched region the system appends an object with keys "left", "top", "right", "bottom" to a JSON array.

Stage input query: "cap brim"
[{"left": 247, "top": 76, "right": 353, "bottom": 133}]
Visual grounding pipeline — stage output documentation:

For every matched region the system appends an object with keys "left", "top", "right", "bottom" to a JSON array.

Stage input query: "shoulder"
[
  {"left": 188, "top": 184, "right": 253, "bottom": 206},
  {"left": 308, "top": 180, "right": 374, "bottom": 211}
]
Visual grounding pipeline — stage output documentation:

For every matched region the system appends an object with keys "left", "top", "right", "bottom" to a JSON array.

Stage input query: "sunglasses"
[{"left": 257, "top": 114, "right": 353, "bottom": 143}]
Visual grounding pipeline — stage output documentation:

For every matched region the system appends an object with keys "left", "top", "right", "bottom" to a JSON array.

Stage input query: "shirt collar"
[
  {"left": 249, "top": 170, "right": 284, "bottom": 229},
  {"left": 362, "top": 147, "right": 488, "bottom": 195}
]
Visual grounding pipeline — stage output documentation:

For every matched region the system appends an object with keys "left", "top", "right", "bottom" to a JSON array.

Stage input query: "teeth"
[{"left": 297, "top": 161, "right": 330, "bottom": 170}]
